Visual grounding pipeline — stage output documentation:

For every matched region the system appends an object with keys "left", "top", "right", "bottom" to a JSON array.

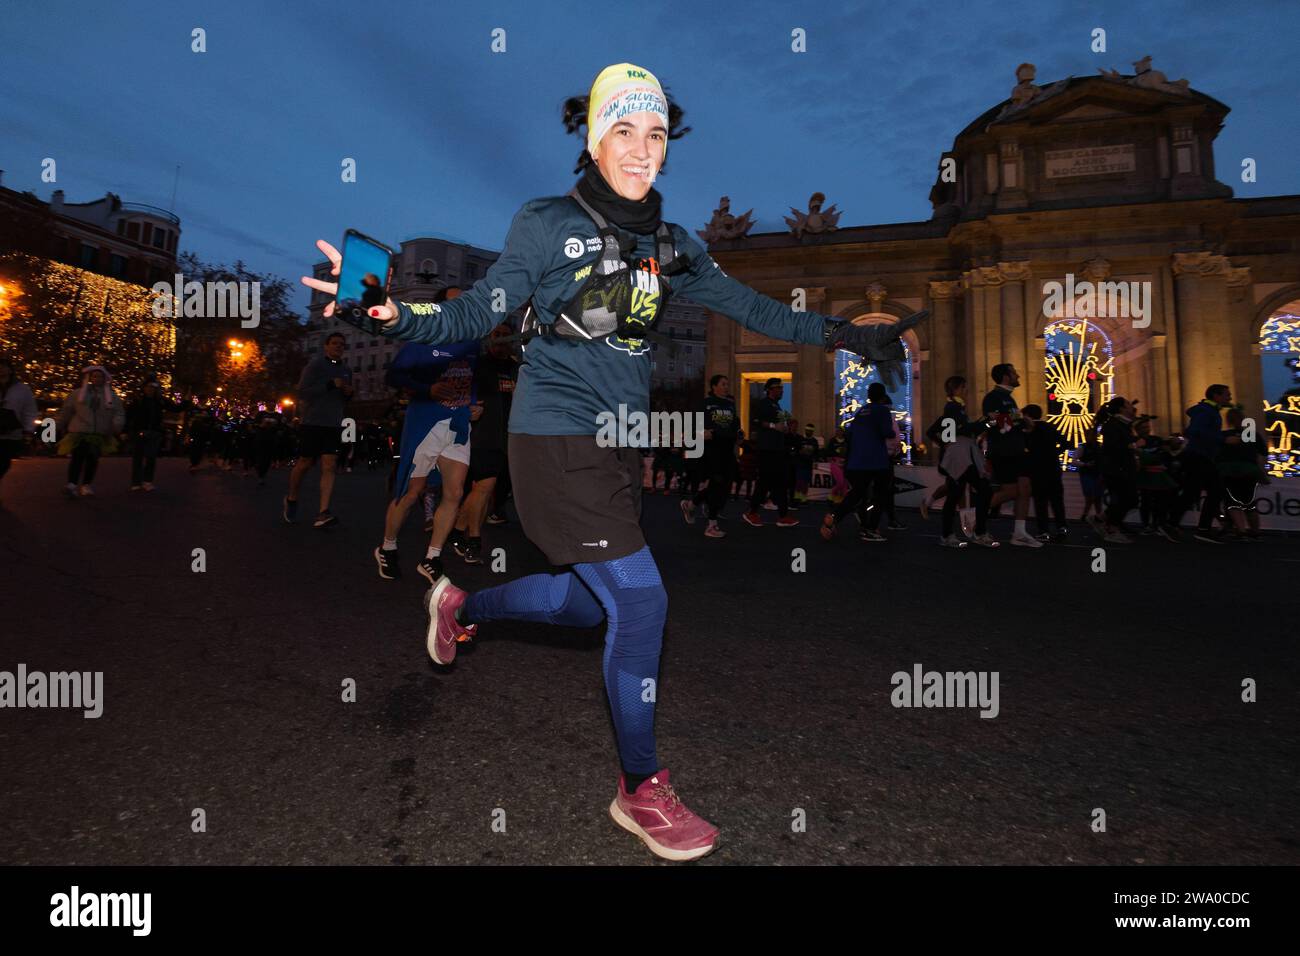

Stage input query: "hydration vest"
[{"left": 518, "top": 187, "right": 693, "bottom": 350}]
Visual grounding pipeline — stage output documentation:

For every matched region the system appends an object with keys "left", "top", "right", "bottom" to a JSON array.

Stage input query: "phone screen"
[{"left": 335, "top": 230, "right": 393, "bottom": 336}]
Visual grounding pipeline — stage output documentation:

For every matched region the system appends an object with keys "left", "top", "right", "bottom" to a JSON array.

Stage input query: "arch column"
[
  {"left": 962, "top": 266, "right": 1004, "bottom": 392},
  {"left": 1172, "top": 252, "right": 1242, "bottom": 406},
  {"left": 801, "top": 286, "right": 835, "bottom": 436},
  {"left": 925, "top": 279, "right": 962, "bottom": 449},
  {"left": 999, "top": 261, "right": 1034, "bottom": 405},
  {"left": 1225, "top": 267, "right": 1258, "bottom": 418},
  {"left": 1149, "top": 334, "right": 1171, "bottom": 426}
]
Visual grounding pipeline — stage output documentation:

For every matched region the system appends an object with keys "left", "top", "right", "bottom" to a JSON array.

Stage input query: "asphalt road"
[{"left": 1, "top": 456, "right": 1297, "bottom": 865}]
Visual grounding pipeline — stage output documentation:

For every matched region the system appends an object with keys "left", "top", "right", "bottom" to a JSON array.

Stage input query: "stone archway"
[
  {"left": 1256, "top": 293, "right": 1300, "bottom": 478},
  {"left": 1239, "top": 282, "right": 1300, "bottom": 453},
  {"left": 1249, "top": 283, "right": 1300, "bottom": 337},
  {"left": 832, "top": 306, "right": 922, "bottom": 462}
]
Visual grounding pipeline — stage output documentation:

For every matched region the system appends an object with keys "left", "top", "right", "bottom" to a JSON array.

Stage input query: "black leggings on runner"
[
  {"left": 832, "top": 468, "right": 889, "bottom": 530},
  {"left": 692, "top": 452, "right": 733, "bottom": 520},
  {"left": 749, "top": 450, "right": 789, "bottom": 516},
  {"left": 68, "top": 440, "right": 101, "bottom": 485},
  {"left": 942, "top": 466, "right": 990, "bottom": 537}
]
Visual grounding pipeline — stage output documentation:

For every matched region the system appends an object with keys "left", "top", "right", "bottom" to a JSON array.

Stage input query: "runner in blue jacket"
[
  {"left": 302, "top": 62, "right": 923, "bottom": 862},
  {"left": 374, "top": 337, "right": 479, "bottom": 584}
]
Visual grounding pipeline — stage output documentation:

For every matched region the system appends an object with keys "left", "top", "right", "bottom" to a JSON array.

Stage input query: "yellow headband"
[{"left": 586, "top": 63, "right": 669, "bottom": 163}]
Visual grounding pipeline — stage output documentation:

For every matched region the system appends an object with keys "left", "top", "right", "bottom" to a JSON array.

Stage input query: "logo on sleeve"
[{"left": 564, "top": 237, "right": 604, "bottom": 259}]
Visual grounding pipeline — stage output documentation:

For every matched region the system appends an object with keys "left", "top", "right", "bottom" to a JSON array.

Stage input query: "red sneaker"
[
  {"left": 610, "top": 770, "right": 719, "bottom": 861},
  {"left": 424, "top": 577, "right": 477, "bottom": 665},
  {"left": 742, "top": 511, "right": 763, "bottom": 528},
  {"left": 776, "top": 515, "right": 799, "bottom": 527}
]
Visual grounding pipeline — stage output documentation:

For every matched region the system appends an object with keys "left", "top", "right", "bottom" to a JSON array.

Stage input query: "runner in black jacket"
[
  {"left": 743, "top": 379, "right": 795, "bottom": 525},
  {"left": 682, "top": 373, "right": 737, "bottom": 538}
]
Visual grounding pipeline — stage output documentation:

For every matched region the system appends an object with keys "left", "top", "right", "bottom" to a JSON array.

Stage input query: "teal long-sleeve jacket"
[{"left": 382, "top": 194, "right": 834, "bottom": 436}]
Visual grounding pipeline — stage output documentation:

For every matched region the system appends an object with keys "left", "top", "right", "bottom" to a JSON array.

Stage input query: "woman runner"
[{"left": 302, "top": 63, "right": 921, "bottom": 862}]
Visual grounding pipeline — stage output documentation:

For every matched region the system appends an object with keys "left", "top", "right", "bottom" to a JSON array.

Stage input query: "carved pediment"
[
  {"left": 1053, "top": 103, "right": 1137, "bottom": 122},
  {"left": 994, "top": 76, "right": 1218, "bottom": 131}
]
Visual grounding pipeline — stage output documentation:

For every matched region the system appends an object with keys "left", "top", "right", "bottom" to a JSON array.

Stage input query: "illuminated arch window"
[
  {"left": 835, "top": 320, "right": 913, "bottom": 463},
  {"left": 1260, "top": 306, "right": 1300, "bottom": 479},
  {"left": 1043, "top": 319, "right": 1115, "bottom": 459}
]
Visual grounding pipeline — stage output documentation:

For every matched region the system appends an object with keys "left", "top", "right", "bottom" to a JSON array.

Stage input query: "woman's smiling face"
[{"left": 591, "top": 110, "right": 666, "bottom": 201}]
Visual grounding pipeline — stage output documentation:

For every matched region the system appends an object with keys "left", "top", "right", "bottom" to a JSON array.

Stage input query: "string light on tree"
[{"left": 0, "top": 253, "right": 175, "bottom": 404}]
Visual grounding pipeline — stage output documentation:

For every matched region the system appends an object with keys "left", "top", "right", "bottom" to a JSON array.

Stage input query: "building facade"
[
  {"left": 650, "top": 298, "right": 709, "bottom": 392},
  {"left": 0, "top": 174, "right": 181, "bottom": 286},
  {"left": 702, "top": 62, "right": 1300, "bottom": 477},
  {"left": 0, "top": 177, "right": 182, "bottom": 403}
]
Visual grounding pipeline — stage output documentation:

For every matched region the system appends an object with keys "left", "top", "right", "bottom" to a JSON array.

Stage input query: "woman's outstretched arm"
[
  {"left": 670, "top": 228, "right": 924, "bottom": 388},
  {"left": 669, "top": 231, "right": 831, "bottom": 346},
  {"left": 300, "top": 201, "right": 547, "bottom": 346}
]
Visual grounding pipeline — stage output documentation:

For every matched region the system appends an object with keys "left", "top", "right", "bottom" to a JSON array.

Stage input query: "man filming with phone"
[{"left": 284, "top": 330, "right": 353, "bottom": 528}]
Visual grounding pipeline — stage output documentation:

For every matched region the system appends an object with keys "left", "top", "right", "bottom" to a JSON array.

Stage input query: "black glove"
[{"left": 825, "top": 309, "right": 929, "bottom": 391}]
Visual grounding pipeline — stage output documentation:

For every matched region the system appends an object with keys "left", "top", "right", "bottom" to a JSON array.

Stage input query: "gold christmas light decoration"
[{"left": 1044, "top": 320, "right": 1114, "bottom": 449}]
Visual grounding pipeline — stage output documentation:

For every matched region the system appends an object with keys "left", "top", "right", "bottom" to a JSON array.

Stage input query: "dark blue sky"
[{"left": 3, "top": 0, "right": 1296, "bottom": 312}]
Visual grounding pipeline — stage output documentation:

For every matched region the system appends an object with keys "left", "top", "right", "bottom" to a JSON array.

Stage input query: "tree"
[{"left": 172, "top": 253, "right": 305, "bottom": 405}]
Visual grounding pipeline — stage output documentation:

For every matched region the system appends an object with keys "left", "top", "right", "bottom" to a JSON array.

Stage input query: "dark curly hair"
[{"left": 561, "top": 91, "right": 692, "bottom": 176}]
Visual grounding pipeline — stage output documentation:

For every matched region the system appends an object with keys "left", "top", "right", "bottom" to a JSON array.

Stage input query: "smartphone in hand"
[{"left": 334, "top": 229, "right": 395, "bottom": 336}]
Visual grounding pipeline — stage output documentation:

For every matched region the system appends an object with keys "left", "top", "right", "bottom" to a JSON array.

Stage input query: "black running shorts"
[
  {"left": 507, "top": 433, "right": 645, "bottom": 566},
  {"left": 298, "top": 424, "right": 342, "bottom": 459},
  {"left": 468, "top": 446, "right": 507, "bottom": 483},
  {"left": 990, "top": 455, "right": 1030, "bottom": 485}
]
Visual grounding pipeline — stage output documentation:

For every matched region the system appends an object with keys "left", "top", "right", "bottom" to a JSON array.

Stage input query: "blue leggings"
[{"left": 463, "top": 545, "right": 665, "bottom": 775}]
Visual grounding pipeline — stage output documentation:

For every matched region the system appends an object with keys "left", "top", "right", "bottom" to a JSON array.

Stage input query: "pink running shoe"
[
  {"left": 424, "top": 577, "right": 477, "bottom": 666},
  {"left": 609, "top": 770, "right": 719, "bottom": 861}
]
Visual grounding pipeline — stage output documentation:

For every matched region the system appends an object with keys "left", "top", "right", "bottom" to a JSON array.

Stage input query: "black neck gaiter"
[{"left": 575, "top": 164, "right": 663, "bottom": 235}]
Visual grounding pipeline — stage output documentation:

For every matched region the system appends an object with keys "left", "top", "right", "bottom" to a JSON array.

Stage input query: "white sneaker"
[
  {"left": 142, "top": 482, "right": 155, "bottom": 492},
  {"left": 939, "top": 534, "right": 968, "bottom": 549},
  {"left": 762, "top": 501, "right": 778, "bottom": 511},
  {"left": 1010, "top": 532, "right": 1043, "bottom": 548},
  {"left": 971, "top": 533, "right": 1001, "bottom": 548},
  {"left": 64, "top": 482, "right": 78, "bottom": 497},
  {"left": 78, "top": 485, "right": 94, "bottom": 497}
]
